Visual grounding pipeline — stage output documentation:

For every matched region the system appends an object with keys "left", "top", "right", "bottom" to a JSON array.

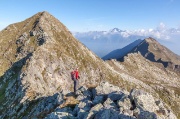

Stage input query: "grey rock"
[
  {"left": 76, "top": 95, "right": 88, "bottom": 101},
  {"left": 73, "top": 100, "right": 92, "bottom": 114},
  {"left": 133, "top": 107, "right": 140, "bottom": 118},
  {"left": 94, "top": 109, "right": 119, "bottom": 119},
  {"left": 95, "top": 82, "right": 120, "bottom": 95},
  {"left": 92, "top": 95, "right": 105, "bottom": 105},
  {"left": 86, "top": 103, "right": 103, "bottom": 119},
  {"left": 130, "top": 89, "right": 159, "bottom": 112},
  {"left": 123, "top": 109, "right": 133, "bottom": 117},
  {"left": 108, "top": 91, "right": 124, "bottom": 101},
  {"left": 30, "top": 31, "right": 37, "bottom": 36},
  {"left": 77, "top": 109, "right": 88, "bottom": 119},
  {"left": 45, "top": 107, "right": 75, "bottom": 119},
  {"left": 45, "top": 112, "right": 75, "bottom": 119},
  {"left": 167, "top": 110, "right": 177, "bottom": 119},
  {"left": 91, "top": 88, "right": 96, "bottom": 99},
  {"left": 119, "top": 114, "right": 136, "bottom": 119},
  {"left": 137, "top": 110, "right": 157, "bottom": 119},
  {"left": 103, "top": 98, "right": 118, "bottom": 111},
  {"left": 117, "top": 95, "right": 132, "bottom": 112}
]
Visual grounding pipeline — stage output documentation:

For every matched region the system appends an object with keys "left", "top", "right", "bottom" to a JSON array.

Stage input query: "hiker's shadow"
[{"left": 66, "top": 92, "right": 76, "bottom": 97}]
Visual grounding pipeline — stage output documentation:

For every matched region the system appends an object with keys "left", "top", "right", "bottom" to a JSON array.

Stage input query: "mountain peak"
[
  {"left": 37, "top": 11, "right": 56, "bottom": 21},
  {"left": 35, "top": 11, "right": 53, "bottom": 18},
  {"left": 144, "top": 37, "right": 157, "bottom": 42},
  {"left": 130, "top": 37, "right": 180, "bottom": 69},
  {"left": 110, "top": 28, "right": 122, "bottom": 33},
  {"left": 144, "top": 37, "right": 160, "bottom": 45},
  {"left": 41, "top": 11, "right": 50, "bottom": 15}
]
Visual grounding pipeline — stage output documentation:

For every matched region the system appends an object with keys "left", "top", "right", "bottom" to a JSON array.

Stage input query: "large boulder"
[{"left": 130, "top": 89, "right": 159, "bottom": 112}]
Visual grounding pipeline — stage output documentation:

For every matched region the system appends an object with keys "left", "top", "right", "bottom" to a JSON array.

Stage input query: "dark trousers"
[{"left": 73, "top": 79, "right": 78, "bottom": 93}]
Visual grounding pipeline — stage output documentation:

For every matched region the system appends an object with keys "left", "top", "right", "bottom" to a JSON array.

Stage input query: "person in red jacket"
[{"left": 72, "top": 68, "right": 80, "bottom": 93}]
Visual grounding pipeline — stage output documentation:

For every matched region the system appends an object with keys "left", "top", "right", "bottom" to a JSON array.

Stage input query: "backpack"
[{"left": 71, "top": 71, "right": 75, "bottom": 80}]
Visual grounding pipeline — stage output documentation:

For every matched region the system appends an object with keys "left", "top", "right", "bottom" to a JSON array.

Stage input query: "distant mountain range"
[{"left": 73, "top": 28, "right": 180, "bottom": 58}]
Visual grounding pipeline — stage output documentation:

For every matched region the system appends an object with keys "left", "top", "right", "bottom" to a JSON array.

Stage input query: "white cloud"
[
  {"left": 148, "top": 29, "right": 153, "bottom": 32},
  {"left": 121, "top": 32, "right": 130, "bottom": 38},
  {"left": 121, "top": 22, "right": 180, "bottom": 41},
  {"left": 157, "top": 22, "right": 166, "bottom": 31}
]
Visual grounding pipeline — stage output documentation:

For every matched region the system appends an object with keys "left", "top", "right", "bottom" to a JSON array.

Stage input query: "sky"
[
  {"left": 0, "top": 0, "right": 180, "bottom": 55},
  {"left": 0, "top": 0, "right": 180, "bottom": 32}
]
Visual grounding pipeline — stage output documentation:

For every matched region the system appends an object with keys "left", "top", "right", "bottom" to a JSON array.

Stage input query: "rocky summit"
[
  {"left": 0, "top": 11, "right": 179, "bottom": 119},
  {"left": 119, "top": 37, "right": 180, "bottom": 71}
]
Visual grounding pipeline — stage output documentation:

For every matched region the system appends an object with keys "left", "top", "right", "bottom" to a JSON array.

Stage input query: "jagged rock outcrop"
[
  {"left": 106, "top": 53, "right": 180, "bottom": 118},
  {"left": 45, "top": 82, "right": 177, "bottom": 119}
]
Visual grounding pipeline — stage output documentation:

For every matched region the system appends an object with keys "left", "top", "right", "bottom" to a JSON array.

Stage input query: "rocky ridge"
[
  {"left": 119, "top": 37, "right": 180, "bottom": 71},
  {"left": 106, "top": 52, "right": 180, "bottom": 118},
  {"left": 45, "top": 82, "right": 177, "bottom": 119}
]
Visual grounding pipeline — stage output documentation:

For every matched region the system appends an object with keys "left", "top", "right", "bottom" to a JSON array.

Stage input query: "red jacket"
[{"left": 74, "top": 70, "right": 79, "bottom": 79}]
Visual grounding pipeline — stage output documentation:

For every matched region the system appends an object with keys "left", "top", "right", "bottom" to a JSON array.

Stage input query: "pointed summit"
[
  {"left": 110, "top": 28, "right": 123, "bottom": 33},
  {"left": 123, "top": 37, "right": 180, "bottom": 69},
  {"left": 0, "top": 11, "right": 124, "bottom": 118},
  {"left": 0, "top": 11, "right": 71, "bottom": 75}
]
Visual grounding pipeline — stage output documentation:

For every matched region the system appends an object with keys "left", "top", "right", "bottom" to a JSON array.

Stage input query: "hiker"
[{"left": 71, "top": 68, "right": 80, "bottom": 93}]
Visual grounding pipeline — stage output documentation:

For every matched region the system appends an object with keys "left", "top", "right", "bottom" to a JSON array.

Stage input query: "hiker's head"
[{"left": 76, "top": 68, "right": 78, "bottom": 71}]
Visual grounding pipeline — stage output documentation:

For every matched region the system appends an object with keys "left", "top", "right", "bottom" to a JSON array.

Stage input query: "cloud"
[
  {"left": 158, "top": 22, "right": 166, "bottom": 30},
  {"left": 120, "top": 22, "right": 180, "bottom": 41},
  {"left": 121, "top": 32, "right": 130, "bottom": 38}
]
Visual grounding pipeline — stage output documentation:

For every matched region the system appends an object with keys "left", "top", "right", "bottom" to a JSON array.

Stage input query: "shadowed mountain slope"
[{"left": 102, "top": 39, "right": 142, "bottom": 60}]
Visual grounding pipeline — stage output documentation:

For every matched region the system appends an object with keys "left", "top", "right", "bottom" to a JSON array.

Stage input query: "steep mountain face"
[
  {"left": 0, "top": 11, "right": 126, "bottom": 118},
  {"left": 0, "top": 11, "right": 179, "bottom": 118},
  {"left": 119, "top": 37, "right": 180, "bottom": 71}
]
